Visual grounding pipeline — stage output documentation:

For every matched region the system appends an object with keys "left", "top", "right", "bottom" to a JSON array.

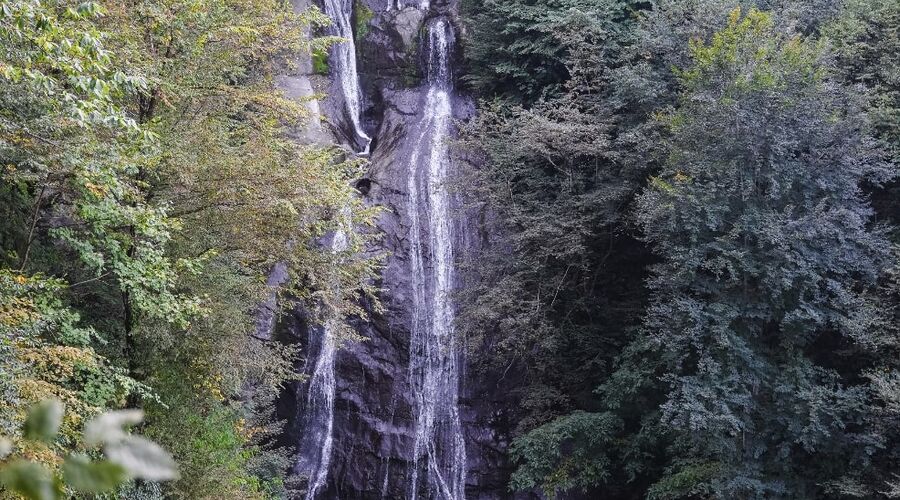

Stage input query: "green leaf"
[
  {"left": 105, "top": 436, "right": 179, "bottom": 481},
  {"left": 0, "top": 460, "right": 59, "bottom": 500},
  {"left": 84, "top": 409, "right": 143, "bottom": 446},
  {"left": 62, "top": 455, "right": 127, "bottom": 493},
  {"left": 23, "top": 400, "right": 64, "bottom": 443}
]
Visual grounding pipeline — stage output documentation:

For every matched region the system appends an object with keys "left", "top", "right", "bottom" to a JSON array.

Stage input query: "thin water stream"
[{"left": 297, "top": 0, "right": 367, "bottom": 493}]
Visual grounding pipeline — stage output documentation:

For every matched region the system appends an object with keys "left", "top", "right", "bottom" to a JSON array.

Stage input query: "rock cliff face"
[{"left": 274, "top": 0, "right": 520, "bottom": 498}]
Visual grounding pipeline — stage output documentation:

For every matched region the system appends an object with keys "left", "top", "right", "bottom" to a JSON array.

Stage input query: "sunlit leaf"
[
  {"left": 105, "top": 436, "right": 179, "bottom": 481},
  {"left": 84, "top": 409, "right": 143, "bottom": 446},
  {"left": 0, "top": 437, "right": 12, "bottom": 458}
]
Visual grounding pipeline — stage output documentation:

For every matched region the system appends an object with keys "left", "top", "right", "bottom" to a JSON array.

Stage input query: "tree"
[
  {"left": 620, "top": 7, "right": 894, "bottom": 497},
  {"left": 457, "top": 0, "right": 655, "bottom": 440},
  {"left": 506, "top": 6, "right": 898, "bottom": 497},
  {"left": 460, "top": 0, "right": 637, "bottom": 103},
  {"left": 1, "top": 0, "right": 381, "bottom": 496}
]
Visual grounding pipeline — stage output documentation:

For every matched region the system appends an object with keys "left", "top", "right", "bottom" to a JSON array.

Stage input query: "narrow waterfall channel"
[
  {"left": 297, "top": 215, "right": 349, "bottom": 500},
  {"left": 406, "top": 18, "right": 467, "bottom": 500},
  {"left": 298, "top": 323, "right": 337, "bottom": 500},
  {"left": 296, "top": 0, "right": 368, "bottom": 496},
  {"left": 322, "top": 0, "right": 371, "bottom": 153}
]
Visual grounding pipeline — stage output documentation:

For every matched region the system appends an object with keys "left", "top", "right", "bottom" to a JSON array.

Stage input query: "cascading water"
[
  {"left": 295, "top": 5, "right": 468, "bottom": 499},
  {"left": 322, "top": 0, "right": 371, "bottom": 153},
  {"left": 298, "top": 323, "right": 337, "bottom": 500},
  {"left": 296, "top": 213, "right": 349, "bottom": 500},
  {"left": 387, "top": 0, "right": 429, "bottom": 10},
  {"left": 296, "top": 0, "right": 368, "bottom": 490},
  {"left": 406, "top": 17, "right": 467, "bottom": 500}
]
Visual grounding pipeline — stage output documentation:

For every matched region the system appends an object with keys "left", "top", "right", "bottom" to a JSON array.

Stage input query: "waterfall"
[
  {"left": 296, "top": 0, "right": 369, "bottom": 495},
  {"left": 386, "top": 0, "right": 428, "bottom": 9},
  {"left": 322, "top": 0, "right": 371, "bottom": 153},
  {"left": 300, "top": 324, "right": 337, "bottom": 500},
  {"left": 406, "top": 18, "right": 467, "bottom": 500},
  {"left": 296, "top": 210, "right": 350, "bottom": 500}
]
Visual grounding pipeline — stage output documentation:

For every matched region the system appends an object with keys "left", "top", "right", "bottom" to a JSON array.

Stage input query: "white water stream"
[
  {"left": 302, "top": 4, "right": 466, "bottom": 499},
  {"left": 301, "top": 325, "right": 337, "bottom": 500},
  {"left": 387, "top": 0, "right": 429, "bottom": 10},
  {"left": 323, "top": 0, "right": 371, "bottom": 153},
  {"left": 300, "top": 210, "right": 349, "bottom": 500},
  {"left": 299, "top": 0, "right": 370, "bottom": 496},
  {"left": 406, "top": 17, "right": 467, "bottom": 500}
]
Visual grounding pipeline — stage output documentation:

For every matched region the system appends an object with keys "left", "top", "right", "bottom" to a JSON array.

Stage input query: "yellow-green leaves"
[
  {"left": 678, "top": 7, "right": 821, "bottom": 94},
  {"left": 0, "top": 0, "right": 144, "bottom": 130}
]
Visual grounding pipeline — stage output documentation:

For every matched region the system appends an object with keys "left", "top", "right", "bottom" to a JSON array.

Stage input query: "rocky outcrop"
[{"left": 279, "top": 0, "right": 332, "bottom": 145}]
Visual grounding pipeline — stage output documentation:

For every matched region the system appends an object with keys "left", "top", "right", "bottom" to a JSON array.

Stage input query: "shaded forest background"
[{"left": 458, "top": 0, "right": 900, "bottom": 497}]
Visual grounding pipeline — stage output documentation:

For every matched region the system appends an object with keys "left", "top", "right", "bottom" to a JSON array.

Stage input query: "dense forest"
[{"left": 0, "top": 0, "right": 898, "bottom": 499}]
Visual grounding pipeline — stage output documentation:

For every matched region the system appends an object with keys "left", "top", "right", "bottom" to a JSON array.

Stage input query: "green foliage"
[
  {"left": 645, "top": 461, "right": 722, "bottom": 500},
  {"left": 621, "top": 6, "right": 894, "bottom": 497},
  {"left": 678, "top": 7, "right": 822, "bottom": 91},
  {"left": 825, "top": 0, "right": 900, "bottom": 156},
  {"left": 458, "top": 0, "right": 653, "bottom": 439},
  {"left": 509, "top": 412, "right": 621, "bottom": 498},
  {"left": 825, "top": 0, "right": 900, "bottom": 245},
  {"left": 62, "top": 456, "right": 127, "bottom": 494},
  {"left": 0, "top": 460, "right": 59, "bottom": 500},
  {"left": 465, "top": 1, "right": 900, "bottom": 498},
  {"left": 313, "top": 48, "right": 330, "bottom": 75},
  {"left": 355, "top": 0, "right": 373, "bottom": 40},
  {"left": 22, "top": 400, "right": 63, "bottom": 443},
  {"left": 1, "top": 0, "right": 379, "bottom": 496},
  {"left": 461, "top": 0, "right": 637, "bottom": 103},
  {"left": 0, "top": 269, "right": 155, "bottom": 449}
]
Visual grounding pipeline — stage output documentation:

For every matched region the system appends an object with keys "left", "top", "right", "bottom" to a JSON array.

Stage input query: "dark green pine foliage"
[
  {"left": 826, "top": 0, "right": 900, "bottom": 153},
  {"left": 614, "top": 7, "right": 894, "bottom": 498},
  {"left": 825, "top": 0, "right": 900, "bottom": 243}
]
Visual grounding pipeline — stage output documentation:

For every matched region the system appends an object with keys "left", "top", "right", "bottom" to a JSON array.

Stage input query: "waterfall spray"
[{"left": 406, "top": 18, "right": 467, "bottom": 500}]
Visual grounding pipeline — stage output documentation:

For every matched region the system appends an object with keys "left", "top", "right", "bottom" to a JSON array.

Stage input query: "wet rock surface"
[{"left": 276, "top": 1, "right": 523, "bottom": 498}]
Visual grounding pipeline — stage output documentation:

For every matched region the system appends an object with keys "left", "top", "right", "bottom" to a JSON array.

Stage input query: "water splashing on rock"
[
  {"left": 296, "top": 207, "right": 351, "bottom": 500},
  {"left": 295, "top": 0, "right": 369, "bottom": 496}
]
